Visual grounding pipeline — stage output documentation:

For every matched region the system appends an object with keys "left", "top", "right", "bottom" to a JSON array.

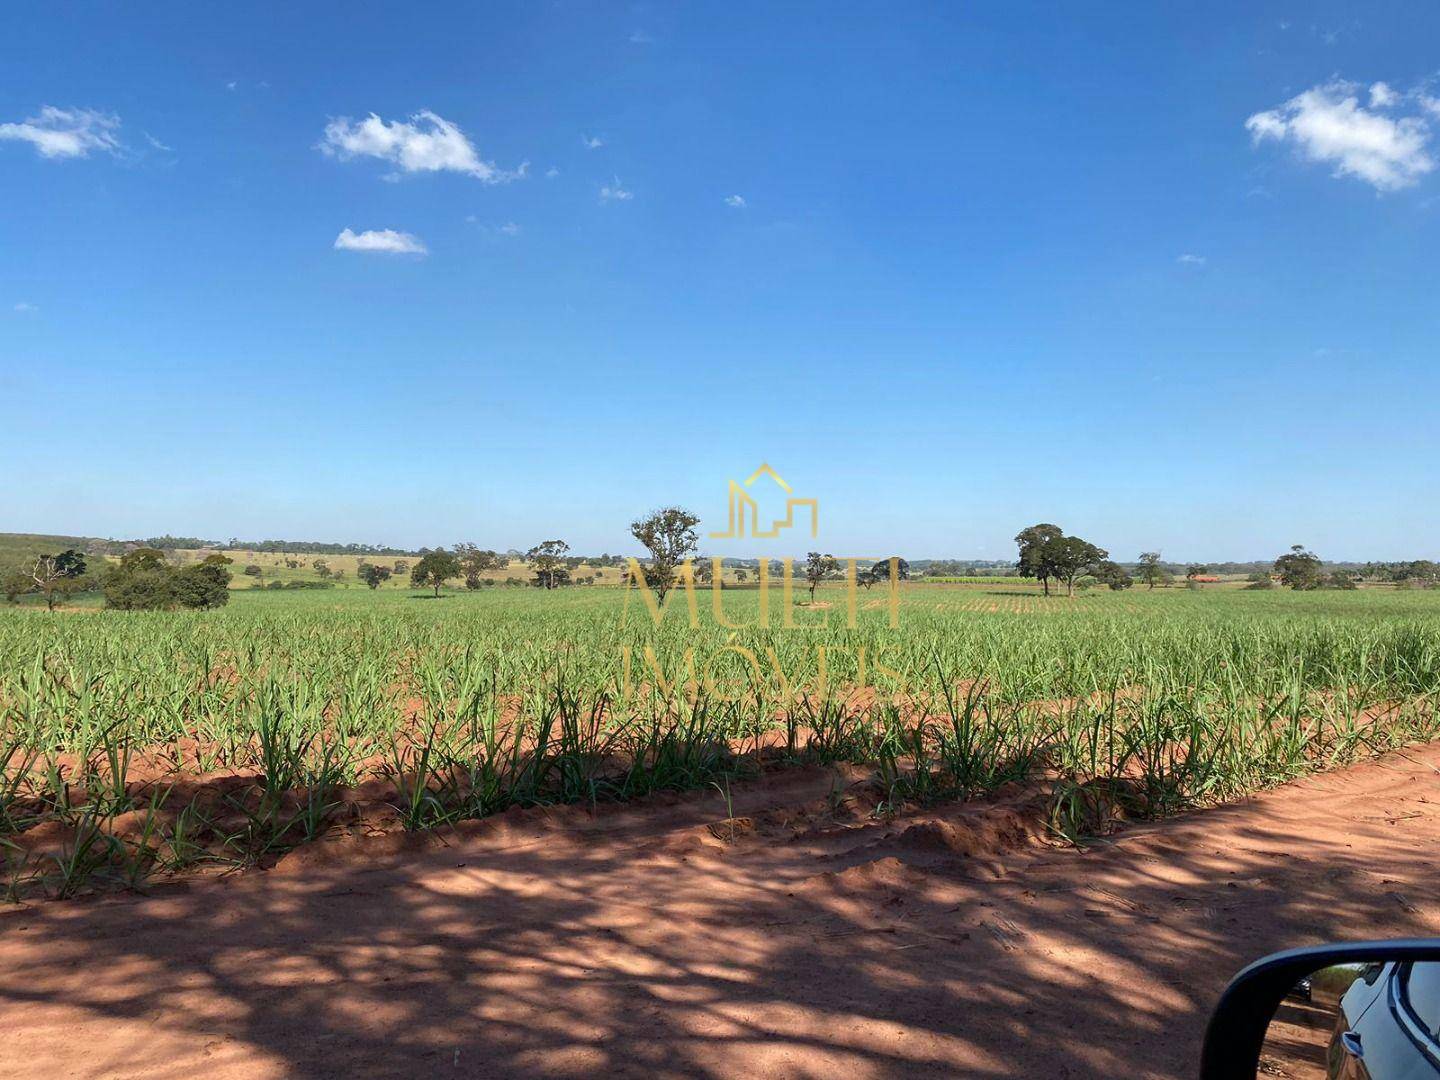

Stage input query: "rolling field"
[{"left": 2, "top": 583, "right": 1438, "bottom": 900}]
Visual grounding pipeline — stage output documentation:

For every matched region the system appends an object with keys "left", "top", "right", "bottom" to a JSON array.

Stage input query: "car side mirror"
[{"left": 1201, "top": 940, "right": 1440, "bottom": 1078}]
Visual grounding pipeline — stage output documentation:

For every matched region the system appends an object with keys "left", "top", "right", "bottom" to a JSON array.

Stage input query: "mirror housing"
[{"left": 1200, "top": 939, "right": 1440, "bottom": 1078}]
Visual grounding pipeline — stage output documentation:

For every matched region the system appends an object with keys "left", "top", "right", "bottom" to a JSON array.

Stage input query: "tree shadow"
[{"left": 2, "top": 751, "right": 1438, "bottom": 1078}]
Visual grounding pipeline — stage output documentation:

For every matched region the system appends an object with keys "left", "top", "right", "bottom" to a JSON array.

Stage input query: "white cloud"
[
  {"left": 226, "top": 81, "right": 238, "bottom": 91},
  {"left": 1245, "top": 79, "right": 1435, "bottom": 191},
  {"left": 599, "top": 178, "right": 632, "bottom": 201},
  {"left": 582, "top": 134, "right": 604, "bottom": 150},
  {"left": 498, "top": 221, "right": 521, "bottom": 236},
  {"left": 1369, "top": 82, "right": 1399, "bottom": 109},
  {"left": 545, "top": 166, "right": 560, "bottom": 178},
  {"left": 0, "top": 106, "right": 123, "bottom": 160},
  {"left": 334, "top": 227, "right": 428, "bottom": 255},
  {"left": 320, "top": 110, "right": 525, "bottom": 182},
  {"left": 1176, "top": 253, "right": 1206, "bottom": 265},
  {"left": 13, "top": 301, "right": 36, "bottom": 313},
  {"left": 629, "top": 30, "right": 654, "bottom": 44},
  {"left": 724, "top": 194, "right": 747, "bottom": 208}
]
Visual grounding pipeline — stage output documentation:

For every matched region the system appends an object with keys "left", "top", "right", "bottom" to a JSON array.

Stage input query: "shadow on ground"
[{"left": 1, "top": 746, "right": 1438, "bottom": 1079}]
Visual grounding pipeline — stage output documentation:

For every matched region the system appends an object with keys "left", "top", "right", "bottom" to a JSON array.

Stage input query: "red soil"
[{"left": 1, "top": 745, "right": 1438, "bottom": 1079}]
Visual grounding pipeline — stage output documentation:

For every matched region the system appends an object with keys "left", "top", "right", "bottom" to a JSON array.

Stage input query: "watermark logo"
[
  {"left": 620, "top": 465, "right": 901, "bottom": 633},
  {"left": 617, "top": 465, "right": 908, "bottom": 703},
  {"left": 708, "top": 463, "right": 818, "bottom": 539}
]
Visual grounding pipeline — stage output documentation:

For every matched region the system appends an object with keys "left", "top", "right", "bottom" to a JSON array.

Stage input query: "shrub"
[
  {"left": 103, "top": 550, "right": 232, "bottom": 610},
  {"left": 170, "top": 563, "right": 232, "bottom": 609}
]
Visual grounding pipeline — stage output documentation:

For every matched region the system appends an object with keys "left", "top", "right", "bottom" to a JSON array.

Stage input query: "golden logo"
[{"left": 708, "top": 463, "right": 818, "bottom": 540}]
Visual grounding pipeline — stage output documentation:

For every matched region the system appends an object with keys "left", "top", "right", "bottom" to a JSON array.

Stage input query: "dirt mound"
[
  {"left": 891, "top": 803, "right": 1046, "bottom": 856},
  {"left": 802, "top": 854, "right": 931, "bottom": 893}
]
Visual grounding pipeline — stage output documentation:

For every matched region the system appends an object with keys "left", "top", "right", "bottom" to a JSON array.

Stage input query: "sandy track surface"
[{"left": 2, "top": 747, "right": 1439, "bottom": 1080}]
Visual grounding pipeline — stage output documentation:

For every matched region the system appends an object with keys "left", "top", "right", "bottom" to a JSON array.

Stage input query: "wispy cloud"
[
  {"left": 599, "top": 178, "right": 633, "bottom": 202},
  {"left": 1176, "top": 253, "right": 1206, "bottom": 266},
  {"left": 1245, "top": 78, "right": 1435, "bottom": 191},
  {"left": 334, "top": 227, "right": 428, "bottom": 255},
  {"left": 1369, "top": 82, "right": 1399, "bottom": 109},
  {"left": 629, "top": 30, "right": 654, "bottom": 45},
  {"left": 498, "top": 222, "right": 521, "bottom": 236},
  {"left": 582, "top": 134, "right": 604, "bottom": 150},
  {"left": 723, "top": 194, "right": 747, "bottom": 208},
  {"left": 13, "top": 301, "right": 37, "bottom": 314},
  {"left": 545, "top": 166, "right": 560, "bottom": 179},
  {"left": 0, "top": 106, "right": 123, "bottom": 160},
  {"left": 320, "top": 111, "right": 526, "bottom": 183}
]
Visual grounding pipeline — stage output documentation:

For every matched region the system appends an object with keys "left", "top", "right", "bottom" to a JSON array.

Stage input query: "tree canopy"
[
  {"left": 1135, "top": 552, "right": 1172, "bottom": 589},
  {"left": 1015, "top": 525, "right": 1108, "bottom": 596},
  {"left": 1274, "top": 545, "right": 1324, "bottom": 590},
  {"left": 103, "top": 549, "right": 231, "bottom": 610},
  {"left": 359, "top": 563, "right": 392, "bottom": 589},
  {"left": 630, "top": 507, "right": 700, "bottom": 604},
  {"left": 455, "top": 544, "right": 505, "bottom": 590},
  {"left": 526, "top": 540, "right": 570, "bottom": 590},
  {"left": 803, "top": 552, "right": 838, "bottom": 601},
  {"left": 410, "top": 550, "right": 462, "bottom": 597}
]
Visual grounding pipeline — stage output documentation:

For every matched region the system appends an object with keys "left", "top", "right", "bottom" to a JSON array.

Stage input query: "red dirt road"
[{"left": 2, "top": 746, "right": 1439, "bottom": 1080}]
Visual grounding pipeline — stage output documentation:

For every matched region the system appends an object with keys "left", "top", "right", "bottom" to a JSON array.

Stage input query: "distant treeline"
[
  {"left": 0, "top": 533, "right": 1431, "bottom": 577},
  {"left": 113, "top": 536, "right": 415, "bottom": 556}
]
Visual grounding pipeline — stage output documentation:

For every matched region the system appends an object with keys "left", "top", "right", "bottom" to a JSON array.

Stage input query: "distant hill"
[
  {"left": 0, "top": 533, "right": 105, "bottom": 564},
  {"left": 0, "top": 533, "right": 418, "bottom": 560}
]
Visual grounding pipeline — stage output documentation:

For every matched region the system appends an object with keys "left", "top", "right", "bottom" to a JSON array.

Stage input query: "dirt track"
[{"left": 2, "top": 745, "right": 1439, "bottom": 1080}]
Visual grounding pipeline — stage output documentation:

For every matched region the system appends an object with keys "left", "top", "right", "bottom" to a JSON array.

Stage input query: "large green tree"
[
  {"left": 1015, "top": 524, "right": 1064, "bottom": 594},
  {"left": 23, "top": 549, "right": 89, "bottom": 610},
  {"left": 804, "top": 552, "right": 838, "bottom": 601},
  {"left": 410, "top": 550, "right": 462, "bottom": 597},
  {"left": 1274, "top": 545, "right": 1324, "bottom": 590},
  {"left": 170, "top": 558, "right": 233, "bottom": 609},
  {"left": 526, "top": 540, "right": 570, "bottom": 590},
  {"left": 1136, "top": 552, "right": 1172, "bottom": 589},
  {"left": 1045, "top": 536, "right": 1109, "bottom": 597},
  {"left": 1015, "top": 525, "right": 1108, "bottom": 597},
  {"left": 873, "top": 557, "right": 910, "bottom": 583},
  {"left": 630, "top": 507, "right": 700, "bottom": 604},
  {"left": 455, "top": 543, "right": 503, "bottom": 590},
  {"left": 103, "top": 549, "right": 230, "bottom": 610},
  {"left": 359, "top": 563, "right": 392, "bottom": 589}
]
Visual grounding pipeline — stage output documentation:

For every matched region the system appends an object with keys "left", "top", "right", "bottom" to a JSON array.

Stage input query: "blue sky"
[{"left": 3, "top": 3, "right": 1438, "bottom": 562}]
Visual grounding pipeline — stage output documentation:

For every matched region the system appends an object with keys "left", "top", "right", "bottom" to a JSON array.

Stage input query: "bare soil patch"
[{"left": 1, "top": 744, "right": 1438, "bottom": 1078}]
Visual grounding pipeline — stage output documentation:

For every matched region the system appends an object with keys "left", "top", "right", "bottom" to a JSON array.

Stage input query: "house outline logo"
[{"left": 708, "top": 463, "right": 818, "bottom": 539}]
